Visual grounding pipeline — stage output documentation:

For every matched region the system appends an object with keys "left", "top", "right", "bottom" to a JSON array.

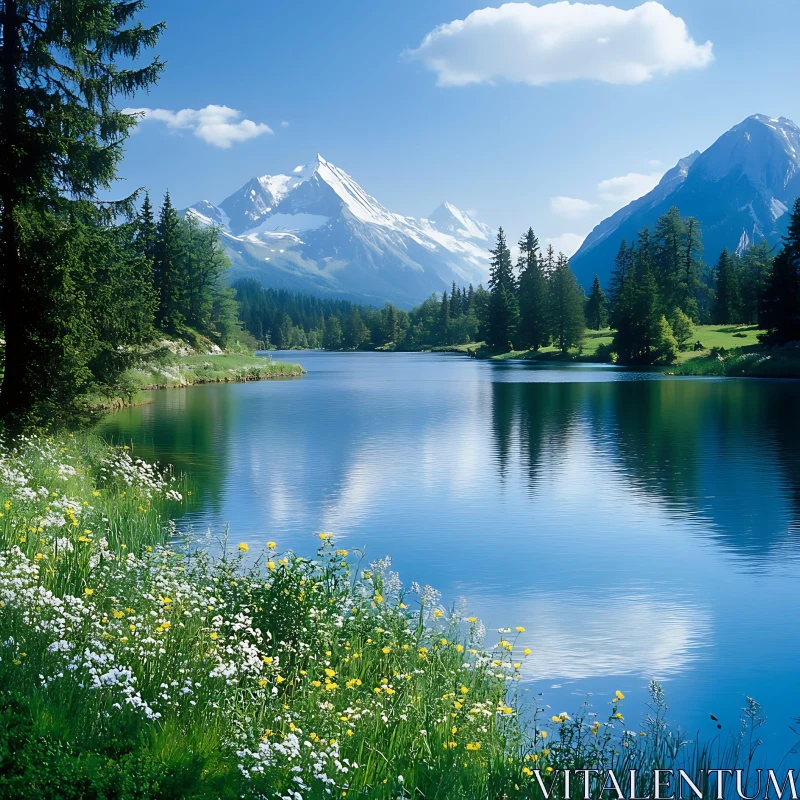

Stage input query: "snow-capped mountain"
[
  {"left": 183, "top": 156, "right": 491, "bottom": 308},
  {"left": 570, "top": 115, "right": 800, "bottom": 289}
]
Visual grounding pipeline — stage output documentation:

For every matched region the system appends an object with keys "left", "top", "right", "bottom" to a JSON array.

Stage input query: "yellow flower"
[
  {"left": 466, "top": 742, "right": 481, "bottom": 751},
  {"left": 311, "top": 680, "right": 322, "bottom": 687},
  {"left": 523, "top": 648, "right": 532, "bottom": 656},
  {"left": 615, "top": 690, "right": 625, "bottom": 701},
  {"left": 516, "top": 626, "right": 525, "bottom": 632},
  {"left": 276, "top": 675, "right": 286, "bottom": 683},
  {"left": 267, "top": 561, "right": 276, "bottom": 571},
  {"left": 540, "top": 731, "right": 548, "bottom": 739},
  {"left": 460, "top": 685, "right": 469, "bottom": 695},
  {"left": 551, "top": 715, "right": 563, "bottom": 723},
  {"left": 238, "top": 542, "right": 249, "bottom": 552},
  {"left": 433, "top": 610, "right": 443, "bottom": 618},
  {"left": 92, "top": 491, "right": 100, "bottom": 497},
  {"left": 263, "top": 656, "right": 274, "bottom": 664},
  {"left": 336, "top": 549, "right": 348, "bottom": 557},
  {"left": 267, "top": 541, "right": 276, "bottom": 549},
  {"left": 523, "top": 767, "right": 533, "bottom": 777},
  {"left": 34, "top": 553, "right": 44, "bottom": 561},
  {"left": 325, "top": 668, "right": 336, "bottom": 677},
  {"left": 209, "top": 632, "right": 218, "bottom": 640},
  {"left": 318, "top": 532, "right": 333, "bottom": 541},
  {"left": 591, "top": 721, "right": 601, "bottom": 735},
  {"left": 112, "top": 610, "right": 125, "bottom": 619},
  {"left": 399, "top": 602, "right": 407, "bottom": 609},
  {"left": 454, "top": 644, "right": 464, "bottom": 653},
  {"left": 614, "top": 712, "right": 624, "bottom": 720},
  {"left": 84, "top": 588, "right": 94, "bottom": 596},
  {"left": 382, "top": 647, "right": 391, "bottom": 654}
]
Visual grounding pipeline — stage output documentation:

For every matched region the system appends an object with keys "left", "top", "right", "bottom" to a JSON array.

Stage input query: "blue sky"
[{"left": 118, "top": 0, "right": 800, "bottom": 254}]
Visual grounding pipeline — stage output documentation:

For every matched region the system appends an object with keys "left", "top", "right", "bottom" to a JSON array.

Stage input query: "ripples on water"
[{"left": 95, "top": 351, "right": 800, "bottom": 764}]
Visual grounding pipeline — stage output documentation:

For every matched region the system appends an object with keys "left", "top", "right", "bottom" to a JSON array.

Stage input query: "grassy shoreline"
[
  {"left": 86, "top": 353, "right": 305, "bottom": 412},
  {"left": 0, "top": 433, "right": 770, "bottom": 798}
]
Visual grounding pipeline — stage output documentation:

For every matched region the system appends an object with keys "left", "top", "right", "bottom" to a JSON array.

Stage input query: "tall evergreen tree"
[
  {"left": 488, "top": 228, "right": 516, "bottom": 293},
  {"left": 548, "top": 254, "right": 585, "bottom": 354},
  {"left": 584, "top": 275, "right": 608, "bottom": 330},
  {"left": 486, "top": 229, "right": 518, "bottom": 351},
  {"left": 439, "top": 291, "right": 450, "bottom": 345},
  {"left": 153, "top": 192, "right": 185, "bottom": 333},
  {"left": 760, "top": 202, "right": 800, "bottom": 343},
  {"left": 608, "top": 239, "right": 632, "bottom": 327},
  {"left": 712, "top": 249, "right": 742, "bottom": 324},
  {"left": 516, "top": 228, "right": 549, "bottom": 350},
  {"left": 0, "top": 0, "right": 164, "bottom": 417}
]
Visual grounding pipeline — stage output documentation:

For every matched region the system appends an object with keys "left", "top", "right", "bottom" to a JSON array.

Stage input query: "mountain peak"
[
  {"left": 571, "top": 112, "right": 800, "bottom": 292},
  {"left": 428, "top": 201, "right": 492, "bottom": 241}
]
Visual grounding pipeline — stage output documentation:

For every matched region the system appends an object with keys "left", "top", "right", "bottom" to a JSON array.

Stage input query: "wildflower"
[
  {"left": 209, "top": 632, "right": 218, "bottom": 640},
  {"left": 318, "top": 532, "right": 333, "bottom": 541},
  {"left": 466, "top": 742, "right": 481, "bottom": 751},
  {"left": 324, "top": 668, "right": 336, "bottom": 677},
  {"left": 267, "top": 541, "right": 276, "bottom": 549},
  {"left": 433, "top": 610, "right": 443, "bottom": 618},
  {"left": 540, "top": 731, "right": 547, "bottom": 739},
  {"left": 591, "top": 722, "right": 601, "bottom": 735},
  {"left": 336, "top": 549, "right": 348, "bottom": 557},
  {"left": 276, "top": 675, "right": 286, "bottom": 683},
  {"left": 516, "top": 626, "right": 525, "bottom": 633},
  {"left": 237, "top": 542, "right": 249, "bottom": 552},
  {"left": 382, "top": 647, "right": 391, "bottom": 654},
  {"left": 523, "top": 648, "right": 531, "bottom": 656},
  {"left": 84, "top": 588, "right": 94, "bottom": 596},
  {"left": 523, "top": 767, "right": 533, "bottom": 777},
  {"left": 615, "top": 690, "right": 625, "bottom": 701},
  {"left": 374, "top": 594, "right": 384, "bottom": 603}
]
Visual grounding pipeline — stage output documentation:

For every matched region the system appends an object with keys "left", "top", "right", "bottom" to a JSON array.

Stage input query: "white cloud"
[
  {"left": 124, "top": 104, "right": 273, "bottom": 149},
  {"left": 597, "top": 171, "right": 662, "bottom": 204},
  {"left": 550, "top": 195, "right": 599, "bottom": 218},
  {"left": 648, "top": 159, "right": 663, "bottom": 167},
  {"left": 546, "top": 232, "right": 587, "bottom": 256},
  {"left": 280, "top": 120, "right": 290, "bottom": 128},
  {"left": 408, "top": 1, "right": 713, "bottom": 87}
]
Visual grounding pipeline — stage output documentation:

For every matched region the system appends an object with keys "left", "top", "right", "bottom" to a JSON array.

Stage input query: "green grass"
[
  {"left": 0, "top": 432, "right": 770, "bottom": 798},
  {"left": 490, "top": 326, "right": 773, "bottom": 369},
  {"left": 84, "top": 352, "right": 305, "bottom": 411}
]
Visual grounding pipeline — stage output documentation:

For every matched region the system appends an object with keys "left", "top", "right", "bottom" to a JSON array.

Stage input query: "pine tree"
[
  {"left": 585, "top": 275, "right": 608, "bottom": 330},
  {"left": 516, "top": 228, "right": 549, "bottom": 350},
  {"left": 739, "top": 242, "right": 773, "bottom": 324},
  {"left": 613, "top": 228, "right": 661, "bottom": 363},
  {"left": 486, "top": 287, "right": 519, "bottom": 352},
  {"left": 153, "top": 192, "right": 186, "bottom": 333},
  {"left": 760, "top": 198, "right": 800, "bottom": 343},
  {"left": 439, "top": 291, "right": 450, "bottom": 345},
  {"left": 548, "top": 254, "right": 585, "bottom": 354},
  {"left": 488, "top": 228, "right": 516, "bottom": 293},
  {"left": 653, "top": 206, "right": 685, "bottom": 310},
  {"left": 608, "top": 239, "right": 632, "bottom": 327},
  {"left": 0, "top": 0, "right": 164, "bottom": 417},
  {"left": 137, "top": 193, "right": 157, "bottom": 264},
  {"left": 679, "top": 217, "right": 703, "bottom": 320},
  {"left": 485, "top": 229, "right": 519, "bottom": 351},
  {"left": 712, "top": 249, "right": 742, "bottom": 324}
]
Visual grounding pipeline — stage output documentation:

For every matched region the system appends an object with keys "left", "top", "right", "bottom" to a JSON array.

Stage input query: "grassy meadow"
[{"left": 0, "top": 432, "right": 768, "bottom": 798}]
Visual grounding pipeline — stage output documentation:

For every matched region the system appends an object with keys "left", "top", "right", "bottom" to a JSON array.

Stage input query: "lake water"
[{"left": 95, "top": 351, "right": 800, "bottom": 765}]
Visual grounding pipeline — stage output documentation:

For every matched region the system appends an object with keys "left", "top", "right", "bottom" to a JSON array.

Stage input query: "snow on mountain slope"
[
  {"left": 570, "top": 114, "right": 800, "bottom": 290},
  {"left": 184, "top": 156, "right": 492, "bottom": 308}
]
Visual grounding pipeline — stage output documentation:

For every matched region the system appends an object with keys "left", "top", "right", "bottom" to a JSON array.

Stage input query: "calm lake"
[{"left": 95, "top": 351, "right": 800, "bottom": 764}]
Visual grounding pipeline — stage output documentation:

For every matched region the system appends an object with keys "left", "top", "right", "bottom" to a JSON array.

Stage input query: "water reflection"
[{"left": 95, "top": 352, "right": 800, "bottom": 760}]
